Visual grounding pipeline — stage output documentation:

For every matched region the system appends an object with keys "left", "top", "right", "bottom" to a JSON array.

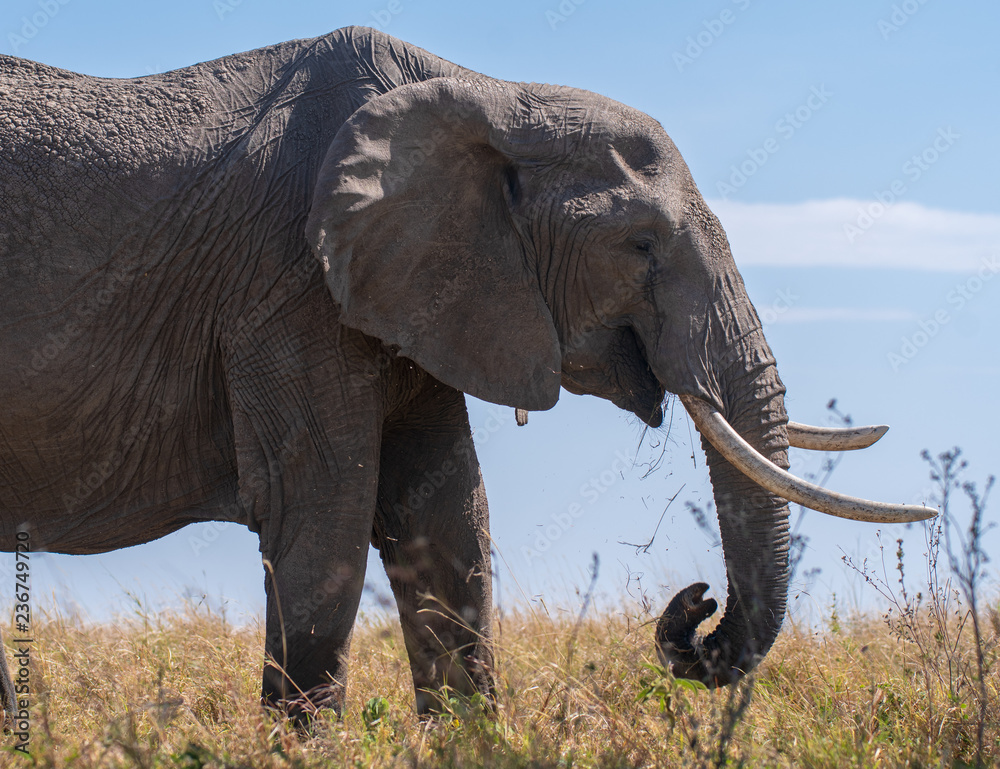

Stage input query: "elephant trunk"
[{"left": 656, "top": 344, "right": 791, "bottom": 686}]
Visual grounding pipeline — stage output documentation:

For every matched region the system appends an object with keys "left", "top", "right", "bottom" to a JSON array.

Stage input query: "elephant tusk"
[
  {"left": 787, "top": 422, "right": 888, "bottom": 451},
  {"left": 680, "top": 395, "right": 937, "bottom": 524}
]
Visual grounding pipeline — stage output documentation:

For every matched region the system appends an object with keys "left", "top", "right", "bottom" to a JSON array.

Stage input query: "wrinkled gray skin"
[{"left": 0, "top": 27, "right": 790, "bottom": 718}]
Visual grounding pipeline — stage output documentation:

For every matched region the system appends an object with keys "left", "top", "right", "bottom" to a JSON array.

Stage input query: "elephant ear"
[{"left": 306, "top": 78, "right": 562, "bottom": 411}]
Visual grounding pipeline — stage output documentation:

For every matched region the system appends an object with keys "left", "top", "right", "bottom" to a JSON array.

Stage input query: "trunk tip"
[{"left": 655, "top": 582, "right": 718, "bottom": 655}]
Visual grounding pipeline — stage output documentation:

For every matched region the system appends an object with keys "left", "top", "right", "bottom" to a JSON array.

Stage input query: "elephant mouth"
[
  {"left": 620, "top": 374, "right": 665, "bottom": 428},
  {"left": 636, "top": 399, "right": 665, "bottom": 428},
  {"left": 560, "top": 327, "right": 665, "bottom": 427},
  {"left": 620, "top": 327, "right": 666, "bottom": 428}
]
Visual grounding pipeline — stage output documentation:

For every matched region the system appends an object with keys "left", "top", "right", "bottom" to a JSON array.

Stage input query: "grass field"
[
  {"left": 5, "top": 570, "right": 998, "bottom": 766},
  {"left": 4, "top": 451, "right": 997, "bottom": 768}
]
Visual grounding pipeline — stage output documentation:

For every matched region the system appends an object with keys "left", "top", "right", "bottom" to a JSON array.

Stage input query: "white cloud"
[{"left": 707, "top": 198, "right": 1000, "bottom": 272}]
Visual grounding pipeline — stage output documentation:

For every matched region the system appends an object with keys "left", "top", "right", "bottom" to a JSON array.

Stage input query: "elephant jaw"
[
  {"left": 560, "top": 326, "right": 665, "bottom": 427},
  {"left": 561, "top": 369, "right": 664, "bottom": 427},
  {"left": 595, "top": 379, "right": 664, "bottom": 427}
]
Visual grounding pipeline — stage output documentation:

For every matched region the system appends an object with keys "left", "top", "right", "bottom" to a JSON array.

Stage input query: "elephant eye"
[
  {"left": 503, "top": 164, "right": 521, "bottom": 206},
  {"left": 631, "top": 238, "right": 655, "bottom": 255}
]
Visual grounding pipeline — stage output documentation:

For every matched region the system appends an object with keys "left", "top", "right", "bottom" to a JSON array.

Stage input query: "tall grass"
[{"left": 4, "top": 450, "right": 997, "bottom": 768}]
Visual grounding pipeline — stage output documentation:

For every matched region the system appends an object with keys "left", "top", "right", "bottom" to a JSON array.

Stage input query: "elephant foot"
[{"left": 262, "top": 687, "right": 340, "bottom": 732}]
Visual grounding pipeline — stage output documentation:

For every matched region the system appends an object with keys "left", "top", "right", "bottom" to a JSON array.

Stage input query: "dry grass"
[
  {"left": 3, "top": 580, "right": 997, "bottom": 768},
  {"left": 4, "top": 448, "right": 997, "bottom": 767}
]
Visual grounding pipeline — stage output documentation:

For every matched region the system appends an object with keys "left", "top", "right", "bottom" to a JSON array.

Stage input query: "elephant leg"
[
  {"left": 256, "top": 475, "right": 378, "bottom": 720},
  {"left": 225, "top": 293, "right": 384, "bottom": 719},
  {"left": 374, "top": 379, "right": 495, "bottom": 714}
]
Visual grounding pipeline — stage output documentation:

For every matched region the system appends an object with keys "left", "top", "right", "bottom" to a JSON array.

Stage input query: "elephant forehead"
[
  {"left": 521, "top": 84, "right": 681, "bottom": 173},
  {"left": 554, "top": 182, "right": 678, "bottom": 230},
  {"left": 567, "top": 132, "right": 688, "bottom": 210},
  {"left": 607, "top": 121, "right": 676, "bottom": 173},
  {"left": 588, "top": 106, "right": 680, "bottom": 171},
  {"left": 559, "top": 187, "right": 642, "bottom": 216}
]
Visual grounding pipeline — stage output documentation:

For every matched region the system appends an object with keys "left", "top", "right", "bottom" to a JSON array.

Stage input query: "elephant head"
[{"left": 306, "top": 78, "right": 934, "bottom": 686}]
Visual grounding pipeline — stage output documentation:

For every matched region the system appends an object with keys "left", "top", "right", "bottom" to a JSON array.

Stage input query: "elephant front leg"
[
  {"left": 375, "top": 380, "right": 495, "bottom": 714},
  {"left": 259, "top": 505, "right": 374, "bottom": 718},
  {"left": 225, "top": 304, "right": 384, "bottom": 720},
  {"left": 238, "top": 401, "right": 380, "bottom": 717}
]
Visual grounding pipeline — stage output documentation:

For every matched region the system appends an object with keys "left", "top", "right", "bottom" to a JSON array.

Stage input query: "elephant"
[{"left": 0, "top": 26, "right": 933, "bottom": 721}]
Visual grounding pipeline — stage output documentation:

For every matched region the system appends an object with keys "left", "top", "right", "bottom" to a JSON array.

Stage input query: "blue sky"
[{"left": 4, "top": 0, "right": 998, "bottom": 627}]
